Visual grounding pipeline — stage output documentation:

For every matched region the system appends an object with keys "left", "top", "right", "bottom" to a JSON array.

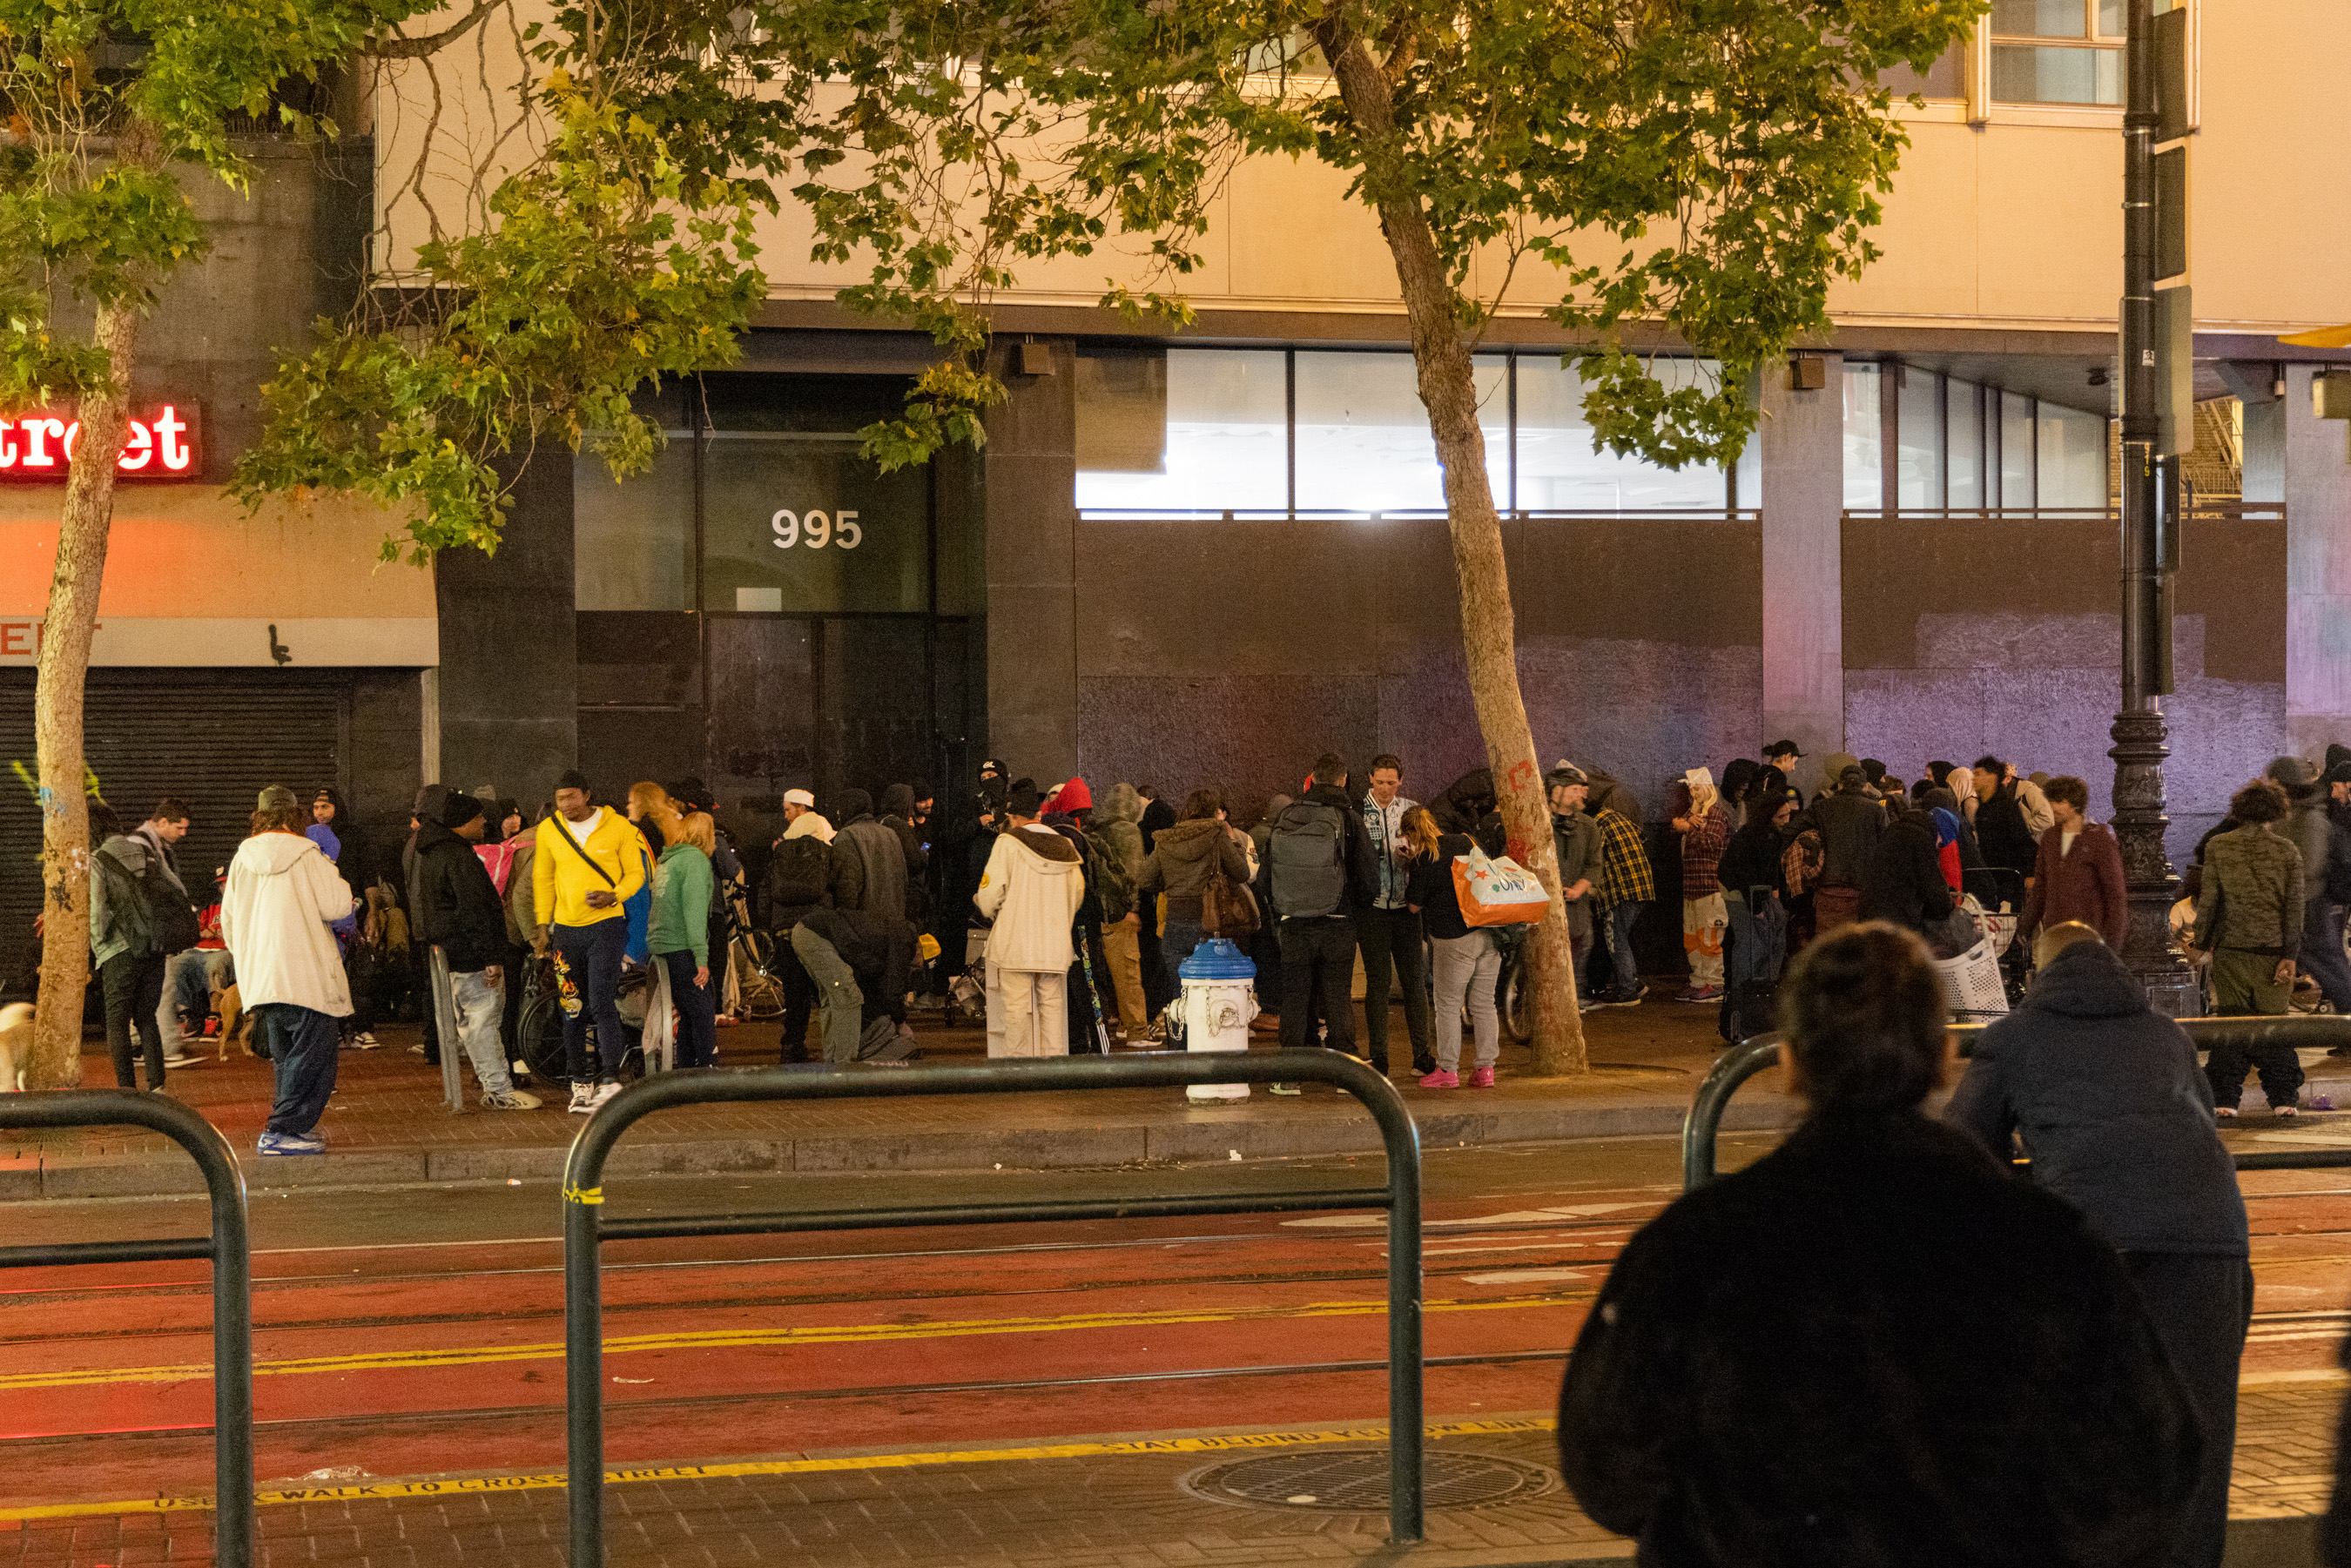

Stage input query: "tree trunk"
[
  {"left": 1316, "top": 19, "right": 1587, "bottom": 1074},
  {"left": 30, "top": 299, "right": 144, "bottom": 1088}
]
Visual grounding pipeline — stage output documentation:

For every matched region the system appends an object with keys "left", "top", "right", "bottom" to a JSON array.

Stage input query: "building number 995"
[{"left": 771, "top": 509, "right": 862, "bottom": 549}]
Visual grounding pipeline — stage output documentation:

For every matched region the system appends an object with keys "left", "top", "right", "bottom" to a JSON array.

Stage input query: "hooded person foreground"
[
  {"left": 973, "top": 785, "right": 1085, "bottom": 1057},
  {"left": 222, "top": 785, "right": 360, "bottom": 1154},
  {"left": 1559, "top": 922, "right": 2199, "bottom": 1568}
]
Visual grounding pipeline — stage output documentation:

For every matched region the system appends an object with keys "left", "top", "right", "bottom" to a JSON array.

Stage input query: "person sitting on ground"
[
  {"left": 2187, "top": 777, "right": 2306, "bottom": 1116},
  {"left": 1557, "top": 921, "right": 2200, "bottom": 1568},
  {"left": 1947, "top": 920, "right": 2248, "bottom": 1568}
]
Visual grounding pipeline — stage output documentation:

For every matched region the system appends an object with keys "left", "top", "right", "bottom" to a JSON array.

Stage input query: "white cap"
[{"left": 783, "top": 788, "right": 815, "bottom": 808}]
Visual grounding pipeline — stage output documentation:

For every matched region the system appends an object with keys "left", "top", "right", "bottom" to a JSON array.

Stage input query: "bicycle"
[{"left": 516, "top": 951, "right": 646, "bottom": 1084}]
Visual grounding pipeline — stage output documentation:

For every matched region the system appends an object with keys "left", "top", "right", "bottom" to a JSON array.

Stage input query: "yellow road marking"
[
  {"left": 0, "top": 1415, "right": 1559, "bottom": 1521},
  {"left": 0, "top": 1292, "right": 1584, "bottom": 1393}
]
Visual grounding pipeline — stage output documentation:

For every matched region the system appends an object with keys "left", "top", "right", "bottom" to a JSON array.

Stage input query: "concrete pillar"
[
  {"left": 2245, "top": 366, "right": 2351, "bottom": 756},
  {"left": 1759, "top": 353, "right": 1847, "bottom": 763},
  {"left": 983, "top": 339, "right": 1079, "bottom": 783}
]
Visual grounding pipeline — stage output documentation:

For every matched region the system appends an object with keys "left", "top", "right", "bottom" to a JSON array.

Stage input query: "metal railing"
[
  {"left": 0, "top": 1090, "right": 254, "bottom": 1563},
  {"left": 1684, "top": 1015, "right": 2351, "bottom": 1188},
  {"left": 427, "top": 946, "right": 463, "bottom": 1112},
  {"left": 562, "top": 1051, "right": 1426, "bottom": 1564}
]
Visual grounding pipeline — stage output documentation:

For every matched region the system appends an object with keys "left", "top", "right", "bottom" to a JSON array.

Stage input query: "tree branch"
[{"left": 370, "top": 0, "right": 504, "bottom": 62}]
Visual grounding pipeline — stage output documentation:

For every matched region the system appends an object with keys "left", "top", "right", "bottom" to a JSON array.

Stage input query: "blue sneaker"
[{"left": 256, "top": 1131, "right": 324, "bottom": 1156}]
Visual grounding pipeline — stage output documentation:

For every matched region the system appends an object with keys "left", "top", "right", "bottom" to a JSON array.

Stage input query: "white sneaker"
[
  {"left": 351, "top": 1032, "right": 380, "bottom": 1050},
  {"left": 482, "top": 1087, "right": 542, "bottom": 1111},
  {"left": 590, "top": 1080, "right": 623, "bottom": 1108},
  {"left": 162, "top": 1049, "right": 201, "bottom": 1068},
  {"left": 568, "top": 1082, "right": 596, "bottom": 1114}
]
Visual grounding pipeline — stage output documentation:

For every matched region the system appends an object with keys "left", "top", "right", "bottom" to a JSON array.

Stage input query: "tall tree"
[
  {"left": 1, "top": 0, "right": 765, "bottom": 1086},
  {"left": 749, "top": 0, "right": 1984, "bottom": 1071}
]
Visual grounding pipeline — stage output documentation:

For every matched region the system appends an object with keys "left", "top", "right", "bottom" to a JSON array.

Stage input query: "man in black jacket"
[
  {"left": 792, "top": 905, "right": 920, "bottom": 1064},
  {"left": 1266, "top": 753, "right": 1379, "bottom": 1076},
  {"left": 412, "top": 794, "right": 540, "bottom": 1108},
  {"left": 1810, "top": 765, "right": 1884, "bottom": 932},
  {"left": 1946, "top": 924, "right": 2247, "bottom": 1568}
]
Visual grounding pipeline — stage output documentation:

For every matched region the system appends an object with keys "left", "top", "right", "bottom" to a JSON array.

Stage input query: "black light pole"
[{"left": 2112, "top": 0, "right": 2198, "bottom": 1015}]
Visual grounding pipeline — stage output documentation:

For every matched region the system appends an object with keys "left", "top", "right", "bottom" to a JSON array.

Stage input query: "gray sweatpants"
[{"left": 1431, "top": 930, "right": 1501, "bottom": 1072}]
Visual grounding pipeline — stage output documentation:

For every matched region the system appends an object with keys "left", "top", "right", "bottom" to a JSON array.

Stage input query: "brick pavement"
[
  {"left": 5, "top": 1388, "right": 2341, "bottom": 1568},
  {"left": 0, "top": 1004, "right": 1787, "bottom": 1198}
]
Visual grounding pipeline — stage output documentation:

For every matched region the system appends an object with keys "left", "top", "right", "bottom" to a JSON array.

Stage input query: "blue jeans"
[
  {"left": 158, "top": 949, "right": 217, "bottom": 1046},
  {"left": 553, "top": 919, "right": 629, "bottom": 1084},
  {"left": 1607, "top": 900, "right": 1644, "bottom": 998},
  {"left": 448, "top": 967, "right": 515, "bottom": 1096},
  {"left": 659, "top": 949, "right": 717, "bottom": 1069},
  {"left": 254, "top": 1003, "right": 340, "bottom": 1136},
  {"left": 2301, "top": 897, "right": 2351, "bottom": 1014}
]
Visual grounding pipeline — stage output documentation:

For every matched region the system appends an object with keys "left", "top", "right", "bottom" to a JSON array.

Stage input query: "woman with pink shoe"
[{"left": 1405, "top": 804, "right": 1506, "bottom": 1090}]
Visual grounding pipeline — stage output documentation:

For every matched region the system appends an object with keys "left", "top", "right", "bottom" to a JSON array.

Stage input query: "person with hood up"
[
  {"left": 1559, "top": 923, "right": 2200, "bottom": 1568},
  {"left": 880, "top": 783, "right": 932, "bottom": 932},
  {"left": 1860, "top": 794, "right": 1958, "bottom": 946},
  {"left": 1948, "top": 922, "right": 2249, "bottom": 1568},
  {"left": 306, "top": 791, "right": 377, "bottom": 1052},
  {"left": 1135, "top": 788, "right": 1182, "bottom": 1013},
  {"left": 412, "top": 792, "right": 540, "bottom": 1108},
  {"left": 833, "top": 788, "right": 909, "bottom": 922},
  {"left": 762, "top": 796, "right": 852, "bottom": 1063},
  {"left": 223, "top": 785, "right": 360, "bottom": 1153},
  {"left": 1136, "top": 789, "right": 1255, "bottom": 986},
  {"left": 1715, "top": 784, "right": 1796, "bottom": 1037},
  {"left": 1671, "top": 768, "right": 1730, "bottom": 1004},
  {"left": 1810, "top": 764, "right": 1885, "bottom": 933},
  {"left": 1040, "top": 777, "right": 1118, "bottom": 1052},
  {"left": 1092, "top": 783, "right": 1152, "bottom": 1039},
  {"left": 974, "top": 784, "right": 1088, "bottom": 1057}
]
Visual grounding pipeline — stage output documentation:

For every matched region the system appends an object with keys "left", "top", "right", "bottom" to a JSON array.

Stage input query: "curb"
[{"left": 1, "top": 1097, "right": 1802, "bottom": 1201}]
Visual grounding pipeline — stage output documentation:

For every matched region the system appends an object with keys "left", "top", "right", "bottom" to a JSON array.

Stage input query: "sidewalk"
[
  {"left": 8, "top": 1388, "right": 2335, "bottom": 1567},
  {"left": 0, "top": 1001, "right": 1797, "bottom": 1201}
]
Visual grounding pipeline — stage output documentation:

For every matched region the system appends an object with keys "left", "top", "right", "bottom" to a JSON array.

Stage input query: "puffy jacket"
[
  {"left": 533, "top": 807, "right": 648, "bottom": 930},
  {"left": 1136, "top": 818, "right": 1251, "bottom": 914},
  {"left": 2194, "top": 823, "right": 2305, "bottom": 957},
  {"left": 1092, "top": 784, "right": 1148, "bottom": 922},
  {"left": 1947, "top": 939, "right": 2247, "bottom": 1256},
  {"left": 220, "top": 831, "right": 358, "bottom": 1016},
  {"left": 412, "top": 820, "right": 509, "bottom": 972},
  {"left": 973, "top": 824, "right": 1086, "bottom": 971}
]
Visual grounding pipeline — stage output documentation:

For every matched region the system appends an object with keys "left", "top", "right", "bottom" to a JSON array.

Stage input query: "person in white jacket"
[
  {"left": 973, "top": 785, "right": 1086, "bottom": 1058},
  {"left": 221, "top": 784, "right": 358, "bottom": 1154}
]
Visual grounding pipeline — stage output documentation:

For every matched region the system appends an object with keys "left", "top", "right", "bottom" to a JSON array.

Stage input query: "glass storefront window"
[
  {"left": 1999, "top": 391, "right": 2038, "bottom": 508},
  {"left": 1843, "top": 363, "right": 1883, "bottom": 510},
  {"left": 700, "top": 433, "right": 931, "bottom": 613},
  {"left": 1516, "top": 356, "right": 1732, "bottom": 511},
  {"left": 1896, "top": 369, "right": 1944, "bottom": 508},
  {"left": 1947, "top": 379, "right": 1985, "bottom": 509},
  {"left": 576, "top": 437, "right": 693, "bottom": 610},
  {"left": 1075, "top": 349, "right": 1288, "bottom": 513},
  {"left": 2038, "top": 402, "right": 2110, "bottom": 507},
  {"left": 1294, "top": 350, "right": 1506, "bottom": 513}
]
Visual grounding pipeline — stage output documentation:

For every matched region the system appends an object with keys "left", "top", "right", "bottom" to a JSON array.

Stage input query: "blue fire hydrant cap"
[{"left": 1178, "top": 936, "right": 1256, "bottom": 980}]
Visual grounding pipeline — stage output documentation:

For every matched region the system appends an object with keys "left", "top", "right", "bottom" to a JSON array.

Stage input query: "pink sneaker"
[
  {"left": 1468, "top": 1066, "right": 1496, "bottom": 1088},
  {"left": 1419, "top": 1068, "right": 1459, "bottom": 1089}
]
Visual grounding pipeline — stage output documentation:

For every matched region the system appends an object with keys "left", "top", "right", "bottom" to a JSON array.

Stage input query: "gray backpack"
[{"left": 1269, "top": 802, "right": 1347, "bottom": 919}]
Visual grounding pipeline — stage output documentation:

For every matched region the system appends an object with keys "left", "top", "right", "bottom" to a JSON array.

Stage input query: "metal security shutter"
[{"left": 0, "top": 676, "right": 347, "bottom": 995}]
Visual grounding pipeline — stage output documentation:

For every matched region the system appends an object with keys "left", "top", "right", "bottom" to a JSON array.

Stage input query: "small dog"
[
  {"left": 212, "top": 983, "right": 257, "bottom": 1060},
  {"left": 0, "top": 1002, "right": 31, "bottom": 1093}
]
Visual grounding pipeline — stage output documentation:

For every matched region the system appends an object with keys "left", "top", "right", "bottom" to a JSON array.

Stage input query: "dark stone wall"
[
  {"left": 984, "top": 340, "right": 1079, "bottom": 781},
  {"left": 1841, "top": 515, "right": 2288, "bottom": 858},
  {"left": 1071, "top": 515, "right": 1762, "bottom": 824},
  {"left": 436, "top": 454, "right": 578, "bottom": 804}
]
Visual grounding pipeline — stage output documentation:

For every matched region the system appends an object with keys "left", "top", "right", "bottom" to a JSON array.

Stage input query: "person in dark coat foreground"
[
  {"left": 1558, "top": 921, "right": 2199, "bottom": 1568},
  {"left": 1947, "top": 921, "right": 2248, "bottom": 1568}
]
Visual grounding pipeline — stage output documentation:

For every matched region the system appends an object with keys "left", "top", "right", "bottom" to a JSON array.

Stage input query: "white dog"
[{"left": 0, "top": 1002, "right": 31, "bottom": 1093}]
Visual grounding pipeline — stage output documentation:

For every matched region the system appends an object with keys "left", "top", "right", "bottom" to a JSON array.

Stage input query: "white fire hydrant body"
[{"left": 1176, "top": 937, "right": 1256, "bottom": 1102}]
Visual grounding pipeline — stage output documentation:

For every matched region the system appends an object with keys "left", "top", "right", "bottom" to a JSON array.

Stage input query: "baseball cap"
[{"left": 256, "top": 784, "right": 299, "bottom": 812}]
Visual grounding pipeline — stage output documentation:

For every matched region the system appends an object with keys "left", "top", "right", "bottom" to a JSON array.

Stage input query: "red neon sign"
[{"left": 0, "top": 405, "right": 201, "bottom": 481}]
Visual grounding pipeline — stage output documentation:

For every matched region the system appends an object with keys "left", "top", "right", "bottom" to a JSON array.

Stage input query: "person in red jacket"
[{"left": 2018, "top": 777, "right": 2128, "bottom": 950}]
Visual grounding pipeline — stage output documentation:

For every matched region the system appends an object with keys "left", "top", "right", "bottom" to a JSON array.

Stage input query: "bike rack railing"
[
  {"left": 1684, "top": 1014, "right": 2351, "bottom": 1188},
  {"left": 562, "top": 1051, "right": 1425, "bottom": 1563},
  {"left": 0, "top": 1089, "right": 254, "bottom": 1564}
]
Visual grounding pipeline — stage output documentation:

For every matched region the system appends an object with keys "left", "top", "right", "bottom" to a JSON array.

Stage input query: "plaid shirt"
[{"left": 1595, "top": 808, "right": 1654, "bottom": 905}]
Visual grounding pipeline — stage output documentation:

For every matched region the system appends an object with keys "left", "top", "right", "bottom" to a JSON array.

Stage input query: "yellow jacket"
[{"left": 534, "top": 808, "right": 648, "bottom": 929}]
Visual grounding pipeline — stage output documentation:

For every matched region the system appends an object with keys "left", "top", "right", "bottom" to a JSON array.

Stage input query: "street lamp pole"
[{"left": 2112, "top": 0, "right": 2198, "bottom": 1015}]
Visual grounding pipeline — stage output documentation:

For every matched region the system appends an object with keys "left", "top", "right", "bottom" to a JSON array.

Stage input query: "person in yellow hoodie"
[{"left": 534, "top": 770, "right": 647, "bottom": 1112}]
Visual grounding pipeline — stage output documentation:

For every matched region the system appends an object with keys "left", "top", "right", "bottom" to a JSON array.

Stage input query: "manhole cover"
[{"left": 1182, "top": 1448, "right": 1553, "bottom": 1512}]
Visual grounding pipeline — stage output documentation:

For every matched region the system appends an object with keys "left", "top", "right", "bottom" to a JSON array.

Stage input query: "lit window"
[
  {"left": 1991, "top": 0, "right": 2125, "bottom": 105},
  {"left": 1843, "top": 364, "right": 1883, "bottom": 510},
  {"left": 1294, "top": 350, "right": 1506, "bottom": 514},
  {"left": 1517, "top": 357, "right": 1732, "bottom": 511},
  {"left": 1074, "top": 349, "right": 1287, "bottom": 514}
]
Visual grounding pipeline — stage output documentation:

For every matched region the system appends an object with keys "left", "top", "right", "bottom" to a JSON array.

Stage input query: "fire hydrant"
[{"left": 1175, "top": 937, "right": 1256, "bottom": 1102}]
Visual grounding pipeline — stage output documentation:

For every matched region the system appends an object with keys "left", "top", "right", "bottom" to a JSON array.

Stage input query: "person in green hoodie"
[{"left": 650, "top": 811, "right": 718, "bottom": 1069}]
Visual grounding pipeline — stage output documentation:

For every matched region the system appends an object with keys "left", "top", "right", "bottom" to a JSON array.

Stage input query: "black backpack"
[
  {"left": 765, "top": 837, "right": 832, "bottom": 918},
  {"left": 1269, "top": 802, "right": 1348, "bottom": 919}
]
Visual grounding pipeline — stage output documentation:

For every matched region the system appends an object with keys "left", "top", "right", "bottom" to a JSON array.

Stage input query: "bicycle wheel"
[
  {"left": 733, "top": 932, "right": 786, "bottom": 1021},
  {"left": 1500, "top": 954, "right": 1533, "bottom": 1043},
  {"left": 519, "top": 990, "right": 569, "bottom": 1082}
]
